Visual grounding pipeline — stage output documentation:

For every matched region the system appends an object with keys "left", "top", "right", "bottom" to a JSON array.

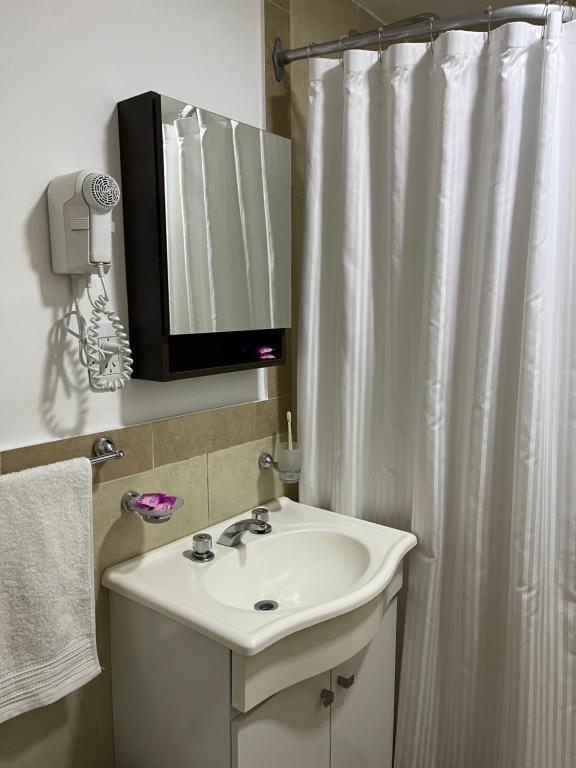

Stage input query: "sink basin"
[
  {"left": 102, "top": 496, "right": 417, "bottom": 655},
  {"left": 204, "top": 530, "right": 371, "bottom": 610}
]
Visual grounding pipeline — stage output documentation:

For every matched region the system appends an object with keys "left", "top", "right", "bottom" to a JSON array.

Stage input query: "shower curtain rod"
[{"left": 272, "top": 3, "right": 575, "bottom": 80}]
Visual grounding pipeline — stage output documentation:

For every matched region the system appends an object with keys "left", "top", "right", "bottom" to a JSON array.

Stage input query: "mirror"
[{"left": 160, "top": 95, "right": 291, "bottom": 335}]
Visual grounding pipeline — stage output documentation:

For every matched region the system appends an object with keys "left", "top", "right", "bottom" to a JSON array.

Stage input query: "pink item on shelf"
[{"left": 255, "top": 345, "right": 276, "bottom": 360}]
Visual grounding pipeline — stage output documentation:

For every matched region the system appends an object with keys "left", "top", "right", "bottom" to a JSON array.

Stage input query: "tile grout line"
[{"left": 205, "top": 452, "right": 211, "bottom": 524}]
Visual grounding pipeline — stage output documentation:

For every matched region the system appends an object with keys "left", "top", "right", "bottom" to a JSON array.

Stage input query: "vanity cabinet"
[
  {"left": 110, "top": 589, "right": 398, "bottom": 768},
  {"left": 232, "top": 601, "right": 396, "bottom": 768},
  {"left": 105, "top": 498, "right": 416, "bottom": 767}
]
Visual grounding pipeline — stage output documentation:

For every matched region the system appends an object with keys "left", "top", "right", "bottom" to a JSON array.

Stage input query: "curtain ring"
[
  {"left": 486, "top": 5, "right": 492, "bottom": 43},
  {"left": 378, "top": 26, "right": 384, "bottom": 62}
]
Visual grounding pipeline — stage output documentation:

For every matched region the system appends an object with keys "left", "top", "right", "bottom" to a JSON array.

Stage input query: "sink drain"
[{"left": 254, "top": 599, "right": 279, "bottom": 612}]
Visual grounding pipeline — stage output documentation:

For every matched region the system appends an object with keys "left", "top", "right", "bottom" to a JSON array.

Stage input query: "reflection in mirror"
[{"left": 161, "top": 96, "right": 291, "bottom": 335}]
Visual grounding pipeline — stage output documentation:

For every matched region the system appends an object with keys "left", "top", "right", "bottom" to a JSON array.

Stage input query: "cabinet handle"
[
  {"left": 337, "top": 674, "right": 355, "bottom": 690},
  {"left": 320, "top": 688, "right": 334, "bottom": 708}
]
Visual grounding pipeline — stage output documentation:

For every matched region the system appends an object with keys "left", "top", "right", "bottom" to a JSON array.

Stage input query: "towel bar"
[{"left": 90, "top": 436, "right": 124, "bottom": 465}]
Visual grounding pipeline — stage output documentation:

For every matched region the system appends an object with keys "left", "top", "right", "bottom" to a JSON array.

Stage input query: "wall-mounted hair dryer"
[
  {"left": 48, "top": 170, "right": 120, "bottom": 274},
  {"left": 47, "top": 170, "right": 132, "bottom": 391}
]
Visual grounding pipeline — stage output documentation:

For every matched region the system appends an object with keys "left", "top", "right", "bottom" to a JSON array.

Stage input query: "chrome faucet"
[{"left": 217, "top": 507, "right": 272, "bottom": 547}]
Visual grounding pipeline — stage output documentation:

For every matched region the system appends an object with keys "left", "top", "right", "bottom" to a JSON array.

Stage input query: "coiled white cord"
[{"left": 65, "top": 267, "right": 133, "bottom": 392}]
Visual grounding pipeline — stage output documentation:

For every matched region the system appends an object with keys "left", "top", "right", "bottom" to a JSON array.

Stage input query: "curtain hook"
[
  {"left": 542, "top": 0, "right": 550, "bottom": 39},
  {"left": 560, "top": 0, "right": 572, "bottom": 27},
  {"left": 307, "top": 41, "right": 316, "bottom": 63},
  {"left": 486, "top": 5, "right": 492, "bottom": 43},
  {"left": 429, "top": 15, "right": 435, "bottom": 52},
  {"left": 338, "top": 34, "right": 347, "bottom": 66},
  {"left": 378, "top": 26, "right": 384, "bottom": 62}
]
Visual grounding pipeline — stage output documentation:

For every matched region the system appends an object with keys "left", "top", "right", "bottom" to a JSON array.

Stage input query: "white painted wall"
[{"left": 0, "top": 0, "right": 266, "bottom": 451}]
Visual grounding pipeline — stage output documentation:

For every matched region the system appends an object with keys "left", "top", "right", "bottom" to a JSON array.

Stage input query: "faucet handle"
[
  {"left": 252, "top": 507, "right": 270, "bottom": 523},
  {"left": 251, "top": 507, "right": 272, "bottom": 535},
  {"left": 193, "top": 533, "right": 212, "bottom": 554},
  {"left": 188, "top": 533, "right": 214, "bottom": 562}
]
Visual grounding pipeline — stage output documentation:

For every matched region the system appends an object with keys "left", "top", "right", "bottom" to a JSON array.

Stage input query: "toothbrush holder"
[{"left": 258, "top": 441, "right": 301, "bottom": 484}]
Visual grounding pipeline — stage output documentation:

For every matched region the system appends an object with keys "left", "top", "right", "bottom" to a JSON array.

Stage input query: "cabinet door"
[
  {"left": 331, "top": 599, "right": 397, "bottom": 768},
  {"left": 232, "top": 671, "right": 331, "bottom": 768}
]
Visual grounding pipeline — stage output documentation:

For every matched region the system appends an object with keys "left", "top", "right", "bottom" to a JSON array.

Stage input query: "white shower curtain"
[{"left": 299, "top": 12, "right": 576, "bottom": 768}]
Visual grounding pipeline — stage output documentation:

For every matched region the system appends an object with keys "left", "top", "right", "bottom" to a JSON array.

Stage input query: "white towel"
[{"left": 0, "top": 458, "right": 100, "bottom": 723}]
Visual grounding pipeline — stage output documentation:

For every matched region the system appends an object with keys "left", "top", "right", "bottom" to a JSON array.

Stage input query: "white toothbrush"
[{"left": 287, "top": 410, "right": 293, "bottom": 451}]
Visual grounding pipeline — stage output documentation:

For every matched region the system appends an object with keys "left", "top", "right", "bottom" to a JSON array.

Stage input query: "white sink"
[
  {"left": 102, "top": 496, "right": 417, "bottom": 655},
  {"left": 204, "top": 530, "right": 371, "bottom": 610}
]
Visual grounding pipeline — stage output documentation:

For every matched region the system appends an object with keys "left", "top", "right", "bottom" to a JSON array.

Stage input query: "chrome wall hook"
[{"left": 91, "top": 436, "right": 124, "bottom": 465}]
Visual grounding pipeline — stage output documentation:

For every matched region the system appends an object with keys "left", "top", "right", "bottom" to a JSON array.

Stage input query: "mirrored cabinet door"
[
  {"left": 118, "top": 92, "right": 291, "bottom": 381},
  {"left": 161, "top": 95, "right": 291, "bottom": 336}
]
